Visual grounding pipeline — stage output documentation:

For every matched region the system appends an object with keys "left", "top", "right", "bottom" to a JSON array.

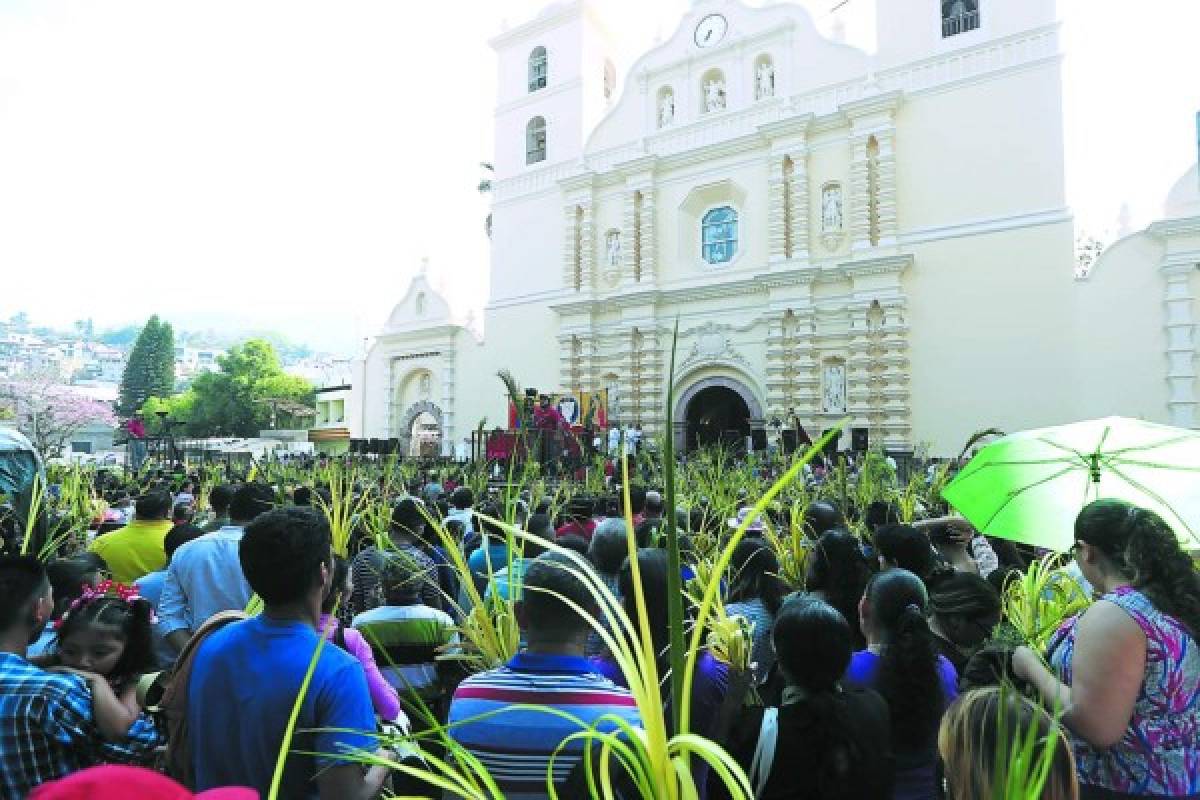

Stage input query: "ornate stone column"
[
  {"left": 1163, "top": 258, "right": 1198, "bottom": 427},
  {"left": 637, "top": 187, "right": 657, "bottom": 285},
  {"left": 844, "top": 92, "right": 901, "bottom": 253}
]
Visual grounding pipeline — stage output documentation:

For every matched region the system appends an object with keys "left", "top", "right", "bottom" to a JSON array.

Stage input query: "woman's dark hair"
[
  {"left": 927, "top": 570, "right": 1001, "bottom": 650},
  {"left": 322, "top": 556, "right": 350, "bottom": 614},
  {"left": 865, "top": 568, "right": 944, "bottom": 747},
  {"left": 727, "top": 538, "right": 787, "bottom": 616},
  {"left": 771, "top": 598, "right": 862, "bottom": 798},
  {"left": 805, "top": 530, "right": 872, "bottom": 648},
  {"left": 619, "top": 548, "right": 671, "bottom": 659},
  {"left": 774, "top": 597, "right": 851, "bottom": 690},
  {"left": 56, "top": 595, "right": 155, "bottom": 683},
  {"left": 45, "top": 554, "right": 105, "bottom": 618},
  {"left": 1076, "top": 499, "right": 1200, "bottom": 638}
]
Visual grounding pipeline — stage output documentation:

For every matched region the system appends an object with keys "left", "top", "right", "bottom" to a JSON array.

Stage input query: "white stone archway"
[
  {"left": 672, "top": 372, "right": 764, "bottom": 451},
  {"left": 396, "top": 401, "right": 443, "bottom": 458}
]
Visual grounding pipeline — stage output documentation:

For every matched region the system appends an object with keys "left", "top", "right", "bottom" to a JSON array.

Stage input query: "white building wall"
[{"left": 356, "top": 0, "right": 1199, "bottom": 457}]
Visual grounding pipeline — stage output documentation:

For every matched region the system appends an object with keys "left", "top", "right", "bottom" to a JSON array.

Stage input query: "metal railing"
[{"left": 943, "top": 10, "right": 980, "bottom": 37}]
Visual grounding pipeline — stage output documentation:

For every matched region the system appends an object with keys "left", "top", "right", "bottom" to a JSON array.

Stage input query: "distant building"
[{"left": 308, "top": 360, "right": 360, "bottom": 455}]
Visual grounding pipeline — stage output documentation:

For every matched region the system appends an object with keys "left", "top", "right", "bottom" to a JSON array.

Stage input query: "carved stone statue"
[
  {"left": 756, "top": 62, "right": 775, "bottom": 100},
  {"left": 659, "top": 92, "right": 675, "bottom": 128},
  {"left": 822, "top": 185, "right": 843, "bottom": 232},
  {"left": 704, "top": 79, "right": 726, "bottom": 112},
  {"left": 418, "top": 373, "right": 432, "bottom": 400},
  {"left": 822, "top": 363, "right": 846, "bottom": 413},
  {"left": 606, "top": 230, "right": 621, "bottom": 267}
]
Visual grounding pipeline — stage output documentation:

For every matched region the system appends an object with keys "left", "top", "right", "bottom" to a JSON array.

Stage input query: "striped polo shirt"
[
  {"left": 447, "top": 652, "right": 643, "bottom": 798},
  {"left": 352, "top": 604, "right": 456, "bottom": 696}
]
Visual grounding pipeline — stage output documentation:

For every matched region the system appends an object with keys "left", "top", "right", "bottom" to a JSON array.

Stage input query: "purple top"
[
  {"left": 594, "top": 650, "right": 730, "bottom": 800},
  {"left": 319, "top": 613, "right": 402, "bottom": 723},
  {"left": 844, "top": 650, "right": 959, "bottom": 800},
  {"left": 1049, "top": 586, "right": 1200, "bottom": 796}
]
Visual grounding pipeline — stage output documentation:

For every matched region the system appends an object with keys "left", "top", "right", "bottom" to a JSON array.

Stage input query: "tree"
[
  {"left": 478, "top": 161, "right": 494, "bottom": 238},
  {"left": 118, "top": 316, "right": 175, "bottom": 417},
  {"left": 160, "top": 339, "right": 314, "bottom": 437},
  {"left": 98, "top": 324, "right": 141, "bottom": 348},
  {"left": 0, "top": 374, "right": 118, "bottom": 457}
]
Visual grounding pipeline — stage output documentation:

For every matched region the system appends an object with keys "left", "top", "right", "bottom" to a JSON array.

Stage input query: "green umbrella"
[{"left": 941, "top": 416, "right": 1200, "bottom": 552}]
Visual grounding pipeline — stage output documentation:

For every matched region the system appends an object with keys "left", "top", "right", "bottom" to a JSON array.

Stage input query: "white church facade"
[{"left": 348, "top": 0, "right": 1200, "bottom": 457}]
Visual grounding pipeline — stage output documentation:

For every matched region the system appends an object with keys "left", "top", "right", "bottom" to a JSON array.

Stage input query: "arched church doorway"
[
  {"left": 409, "top": 411, "right": 441, "bottom": 458},
  {"left": 684, "top": 386, "right": 751, "bottom": 451}
]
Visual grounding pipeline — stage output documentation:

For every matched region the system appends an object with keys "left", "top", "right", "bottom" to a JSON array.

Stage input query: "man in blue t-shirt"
[{"left": 188, "top": 507, "right": 389, "bottom": 799}]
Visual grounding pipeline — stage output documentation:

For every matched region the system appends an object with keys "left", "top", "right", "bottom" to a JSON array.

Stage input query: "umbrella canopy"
[
  {"left": 0, "top": 427, "right": 42, "bottom": 497},
  {"left": 941, "top": 416, "right": 1200, "bottom": 552}
]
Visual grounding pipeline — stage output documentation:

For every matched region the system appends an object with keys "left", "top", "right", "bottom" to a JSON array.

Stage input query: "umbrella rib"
[
  {"left": 950, "top": 456, "right": 1078, "bottom": 486},
  {"left": 1105, "top": 435, "right": 1199, "bottom": 457},
  {"left": 973, "top": 464, "right": 1080, "bottom": 533},
  {"left": 1105, "top": 458, "right": 1200, "bottom": 473},
  {"left": 1032, "top": 438, "right": 1091, "bottom": 462},
  {"left": 1105, "top": 464, "right": 1200, "bottom": 546}
]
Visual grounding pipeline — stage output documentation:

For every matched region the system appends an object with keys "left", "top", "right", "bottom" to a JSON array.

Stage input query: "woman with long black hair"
[
  {"left": 726, "top": 538, "right": 788, "bottom": 683},
  {"left": 805, "top": 529, "right": 873, "bottom": 650},
  {"left": 846, "top": 568, "right": 957, "bottom": 800},
  {"left": 715, "top": 597, "right": 892, "bottom": 800},
  {"left": 1014, "top": 500, "right": 1200, "bottom": 799}
]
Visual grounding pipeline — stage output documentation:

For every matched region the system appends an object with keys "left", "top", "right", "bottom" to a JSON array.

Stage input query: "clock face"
[{"left": 694, "top": 14, "right": 728, "bottom": 48}]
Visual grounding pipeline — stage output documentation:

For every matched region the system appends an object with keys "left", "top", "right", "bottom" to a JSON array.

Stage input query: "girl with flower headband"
[{"left": 46, "top": 580, "right": 159, "bottom": 748}]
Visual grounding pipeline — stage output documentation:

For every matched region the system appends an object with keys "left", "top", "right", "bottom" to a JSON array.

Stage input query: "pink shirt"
[{"left": 318, "top": 613, "right": 402, "bottom": 723}]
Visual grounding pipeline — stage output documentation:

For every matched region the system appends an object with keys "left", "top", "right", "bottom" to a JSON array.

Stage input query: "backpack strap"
[{"left": 748, "top": 707, "right": 779, "bottom": 800}]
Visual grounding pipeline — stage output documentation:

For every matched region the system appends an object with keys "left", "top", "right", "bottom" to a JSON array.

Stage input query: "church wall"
[
  {"left": 875, "top": 0, "right": 1059, "bottom": 71},
  {"left": 453, "top": 302, "right": 563, "bottom": 430},
  {"left": 1071, "top": 233, "right": 1171, "bottom": 423},
  {"left": 904, "top": 219, "right": 1077, "bottom": 453},
  {"left": 894, "top": 61, "right": 1066, "bottom": 232},
  {"left": 489, "top": 189, "right": 566, "bottom": 303}
]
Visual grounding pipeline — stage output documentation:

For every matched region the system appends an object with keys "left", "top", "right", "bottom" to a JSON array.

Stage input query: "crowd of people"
[{"left": 0, "top": 462, "right": 1198, "bottom": 800}]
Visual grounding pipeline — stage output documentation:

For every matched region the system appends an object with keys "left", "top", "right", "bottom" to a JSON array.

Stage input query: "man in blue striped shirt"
[
  {"left": 0, "top": 556, "right": 159, "bottom": 800},
  {"left": 447, "top": 552, "right": 643, "bottom": 799}
]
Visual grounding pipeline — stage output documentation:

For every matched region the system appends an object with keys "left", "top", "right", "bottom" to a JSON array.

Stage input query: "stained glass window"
[{"left": 702, "top": 206, "right": 738, "bottom": 264}]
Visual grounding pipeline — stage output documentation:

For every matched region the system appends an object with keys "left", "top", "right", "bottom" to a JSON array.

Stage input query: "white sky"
[{"left": 1, "top": 0, "right": 1197, "bottom": 354}]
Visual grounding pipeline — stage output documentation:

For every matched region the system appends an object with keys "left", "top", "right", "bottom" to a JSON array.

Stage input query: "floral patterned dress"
[{"left": 1048, "top": 586, "right": 1200, "bottom": 796}]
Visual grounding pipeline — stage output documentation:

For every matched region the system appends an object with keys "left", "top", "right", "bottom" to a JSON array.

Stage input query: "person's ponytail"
[
  {"left": 878, "top": 602, "right": 943, "bottom": 746},
  {"left": 1123, "top": 509, "right": 1200, "bottom": 639},
  {"left": 805, "top": 689, "right": 859, "bottom": 800}
]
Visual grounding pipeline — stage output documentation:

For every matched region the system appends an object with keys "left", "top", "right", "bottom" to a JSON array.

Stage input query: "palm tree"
[{"left": 478, "top": 162, "right": 494, "bottom": 238}]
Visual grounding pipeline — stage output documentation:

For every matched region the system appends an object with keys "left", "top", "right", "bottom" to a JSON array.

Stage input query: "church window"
[
  {"left": 529, "top": 46, "right": 548, "bottom": 92},
  {"left": 702, "top": 206, "right": 738, "bottom": 265},
  {"left": 415, "top": 292, "right": 426, "bottom": 316},
  {"left": 604, "top": 59, "right": 616, "bottom": 102},
  {"left": 942, "top": 0, "right": 980, "bottom": 37},
  {"left": 526, "top": 116, "right": 547, "bottom": 164}
]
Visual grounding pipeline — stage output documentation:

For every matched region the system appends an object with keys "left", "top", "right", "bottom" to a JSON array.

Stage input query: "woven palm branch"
[
  {"left": 957, "top": 427, "right": 1005, "bottom": 463},
  {"left": 496, "top": 369, "right": 524, "bottom": 428}
]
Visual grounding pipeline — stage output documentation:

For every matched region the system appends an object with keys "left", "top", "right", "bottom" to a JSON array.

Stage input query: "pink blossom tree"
[{"left": 0, "top": 373, "right": 117, "bottom": 457}]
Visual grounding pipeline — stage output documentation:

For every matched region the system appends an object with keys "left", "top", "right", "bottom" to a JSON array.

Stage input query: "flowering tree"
[{"left": 0, "top": 374, "right": 117, "bottom": 457}]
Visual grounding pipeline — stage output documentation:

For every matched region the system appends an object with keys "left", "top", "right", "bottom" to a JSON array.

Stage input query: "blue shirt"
[
  {"left": 0, "top": 652, "right": 160, "bottom": 800},
  {"left": 158, "top": 526, "right": 252, "bottom": 636},
  {"left": 135, "top": 569, "right": 177, "bottom": 669},
  {"left": 188, "top": 615, "right": 377, "bottom": 798},
  {"left": 844, "top": 649, "right": 959, "bottom": 800}
]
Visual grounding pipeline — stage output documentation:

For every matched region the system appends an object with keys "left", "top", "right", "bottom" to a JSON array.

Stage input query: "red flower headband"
[{"left": 53, "top": 579, "right": 157, "bottom": 630}]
